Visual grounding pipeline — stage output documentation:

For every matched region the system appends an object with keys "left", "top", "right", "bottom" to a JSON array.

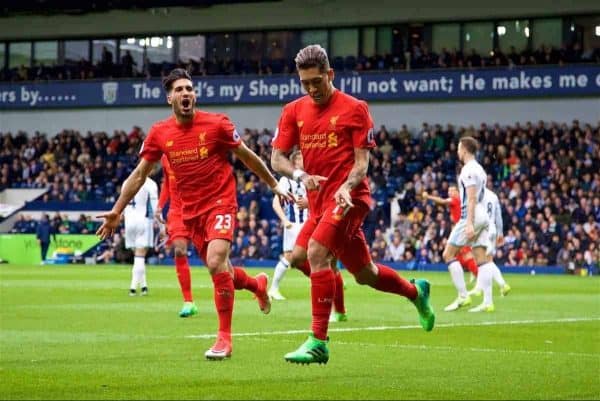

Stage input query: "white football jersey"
[
  {"left": 458, "top": 159, "right": 487, "bottom": 220},
  {"left": 277, "top": 176, "right": 308, "bottom": 224},
  {"left": 482, "top": 188, "right": 503, "bottom": 235},
  {"left": 124, "top": 177, "right": 159, "bottom": 221}
]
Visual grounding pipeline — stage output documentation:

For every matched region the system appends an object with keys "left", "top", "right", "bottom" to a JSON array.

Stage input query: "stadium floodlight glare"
[
  {"left": 126, "top": 38, "right": 135, "bottom": 44},
  {"left": 497, "top": 26, "right": 506, "bottom": 36},
  {"left": 524, "top": 27, "right": 530, "bottom": 37},
  {"left": 595, "top": 25, "right": 600, "bottom": 36}
]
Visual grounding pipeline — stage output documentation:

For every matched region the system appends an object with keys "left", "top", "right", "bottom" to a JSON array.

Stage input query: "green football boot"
[
  {"left": 329, "top": 312, "right": 348, "bottom": 322},
  {"left": 410, "top": 279, "right": 435, "bottom": 332},
  {"left": 179, "top": 302, "right": 198, "bottom": 318},
  {"left": 284, "top": 333, "right": 329, "bottom": 365}
]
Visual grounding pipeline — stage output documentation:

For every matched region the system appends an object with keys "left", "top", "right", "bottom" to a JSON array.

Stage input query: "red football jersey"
[
  {"left": 449, "top": 195, "right": 461, "bottom": 224},
  {"left": 272, "top": 90, "right": 375, "bottom": 217},
  {"left": 158, "top": 154, "right": 183, "bottom": 212},
  {"left": 140, "top": 111, "right": 241, "bottom": 220}
]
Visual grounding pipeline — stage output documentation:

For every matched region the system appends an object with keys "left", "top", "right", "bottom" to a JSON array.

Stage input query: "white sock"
[
  {"left": 270, "top": 257, "right": 290, "bottom": 291},
  {"left": 448, "top": 260, "right": 468, "bottom": 298},
  {"left": 492, "top": 264, "right": 507, "bottom": 287},
  {"left": 130, "top": 259, "right": 139, "bottom": 290},
  {"left": 133, "top": 256, "right": 146, "bottom": 289},
  {"left": 478, "top": 262, "right": 495, "bottom": 306}
]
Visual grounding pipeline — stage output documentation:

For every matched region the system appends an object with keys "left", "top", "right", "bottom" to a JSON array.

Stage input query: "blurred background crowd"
[
  {"left": 3, "top": 41, "right": 598, "bottom": 82},
  {"left": 2, "top": 118, "right": 598, "bottom": 273}
]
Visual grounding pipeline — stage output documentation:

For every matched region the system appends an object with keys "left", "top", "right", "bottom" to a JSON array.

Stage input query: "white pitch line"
[
  {"left": 186, "top": 316, "right": 600, "bottom": 339},
  {"left": 328, "top": 341, "right": 600, "bottom": 359}
]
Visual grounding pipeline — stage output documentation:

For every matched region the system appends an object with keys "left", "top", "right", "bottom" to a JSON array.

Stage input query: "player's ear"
[
  {"left": 166, "top": 93, "right": 173, "bottom": 105},
  {"left": 327, "top": 68, "right": 335, "bottom": 82}
]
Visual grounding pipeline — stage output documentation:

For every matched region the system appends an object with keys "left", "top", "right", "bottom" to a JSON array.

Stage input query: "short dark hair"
[
  {"left": 459, "top": 136, "right": 479, "bottom": 154},
  {"left": 162, "top": 68, "right": 192, "bottom": 92},
  {"left": 294, "top": 44, "right": 330, "bottom": 72}
]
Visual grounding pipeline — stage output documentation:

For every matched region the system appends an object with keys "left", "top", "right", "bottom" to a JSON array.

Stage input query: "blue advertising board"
[{"left": 1, "top": 65, "right": 598, "bottom": 109}]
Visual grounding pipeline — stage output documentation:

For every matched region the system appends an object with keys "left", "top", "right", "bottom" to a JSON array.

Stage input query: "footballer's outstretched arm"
[
  {"left": 271, "top": 148, "right": 295, "bottom": 178},
  {"left": 96, "top": 158, "right": 156, "bottom": 239},
  {"left": 233, "top": 142, "right": 294, "bottom": 203}
]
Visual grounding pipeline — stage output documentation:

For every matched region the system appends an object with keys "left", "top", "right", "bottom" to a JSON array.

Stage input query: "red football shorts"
[
  {"left": 166, "top": 209, "right": 190, "bottom": 244},
  {"left": 296, "top": 201, "right": 371, "bottom": 275},
  {"left": 457, "top": 245, "right": 473, "bottom": 259},
  {"left": 184, "top": 206, "right": 237, "bottom": 262}
]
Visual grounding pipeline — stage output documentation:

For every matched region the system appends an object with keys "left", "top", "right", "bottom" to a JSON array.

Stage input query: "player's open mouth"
[{"left": 181, "top": 98, "right": 192, "bottom": 111}]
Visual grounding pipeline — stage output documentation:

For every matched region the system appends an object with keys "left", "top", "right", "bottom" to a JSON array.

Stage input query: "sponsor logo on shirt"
[
  {"left": 169, "top": 148, "right": 200, "bottom": 164},
  {"left": 299, "top": 131, "right": 339, "bottom": 149}
]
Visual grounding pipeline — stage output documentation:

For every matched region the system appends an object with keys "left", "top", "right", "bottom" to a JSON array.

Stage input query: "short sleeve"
[
  {"left": 350, "top": 101, "right": 376, "bottom": 149},
  {"left": 461, "top": 165, "right": 480, "bottom": 188},
  {"left": 139, "top": 125, "right": 163, "bottom": 162},
  {"left": 272, "top": 103, "right": 298, "bottom": 152},
  {"left": 219, "top": 114, "right": 242, "bottom": 149}
]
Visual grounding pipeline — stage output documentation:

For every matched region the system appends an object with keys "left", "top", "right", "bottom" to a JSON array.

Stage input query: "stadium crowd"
[
  {"left": 2, "top": 41, "right": 598, "bottom": 82},
  {"left": 2, "top": 119, "right": 599, "bottom": 273}
]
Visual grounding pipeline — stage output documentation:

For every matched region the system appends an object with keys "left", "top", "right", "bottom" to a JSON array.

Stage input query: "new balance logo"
[{"left": 317, "top": 297, "right": 333, "bottom": 303}]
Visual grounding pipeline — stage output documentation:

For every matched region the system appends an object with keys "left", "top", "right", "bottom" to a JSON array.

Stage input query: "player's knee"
[
  {"left": 289, "top": 248, "right": 306, "bottom": 266},
  {"left": 205, "top": 253, "right": 226, "bottom": 273},
  {"left": 307, "top": 245, "right": 328, "bottom": 269},
  {"left": 174, "top": 246, "right": 187, "bottom": 257}
]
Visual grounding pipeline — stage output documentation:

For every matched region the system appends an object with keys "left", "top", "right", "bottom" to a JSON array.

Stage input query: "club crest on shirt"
[
  {"left": 330, "top": 115, "right": 339, "bottom": 126},
  {"left": 199, "top": 146, "right": 209, "bottom": 159},
  {"left": 327, "top": 132, "right": 338, "bottom": 148},
  {"left": 297, "top": 121, "right": 304, "bottom": 128},
  {"left": 198, "top": 132, "right": 207, "bottom": 145},
  {"left": 166, "top": 140, "right": 174, "bottom": 147}
]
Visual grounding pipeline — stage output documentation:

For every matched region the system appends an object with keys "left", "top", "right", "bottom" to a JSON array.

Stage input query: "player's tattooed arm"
[
  {"left": 342, "top": 148, "right": 369, "bottom": 190},
  {"left": 334, "top": 148, "right": 369, "bottom": 208}
]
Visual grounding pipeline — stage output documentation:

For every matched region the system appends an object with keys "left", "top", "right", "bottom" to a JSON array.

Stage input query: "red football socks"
[
  {"left": 333, "top": 271, "right": 346, "bottom": 314},
  {"left": 175, "top": 255, "right": 193, "bottom": 302},
  {"left": 373, "top": 264, "right": 418, "bottom": 300},
  {"left": 211, "top": 271, "right": 234, "bottom": 342},
  {"left": 310, "top": 269, "right": 335, "bottom": 340},
  {"left": 460, "top": 256, "right": 479, "bottom": 276},
  {"left": 232, "top": 266, "right": 258, "bottom": 293}
]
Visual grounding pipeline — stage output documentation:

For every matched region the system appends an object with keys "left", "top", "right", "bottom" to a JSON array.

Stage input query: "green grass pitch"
[{"left": 1, "top": 264, "right": 598, "bottom": 400}]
